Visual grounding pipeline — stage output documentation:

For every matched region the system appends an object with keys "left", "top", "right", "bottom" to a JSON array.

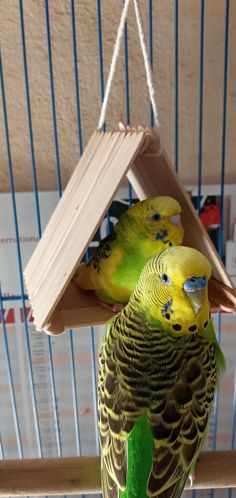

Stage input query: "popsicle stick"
[{"left": 25, "top": 131, "right": 101, "bottom": 279}]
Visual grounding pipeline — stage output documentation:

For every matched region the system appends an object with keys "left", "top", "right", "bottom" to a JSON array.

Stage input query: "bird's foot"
[
  {"left": 100, "top": 302, "right": 125, "bottom": 313},
  {"left": 188, "top": 471, "right": 195, "bottom": 488},
  {"left": 112, "top": 303, "right": 125, "bottom": 313}
]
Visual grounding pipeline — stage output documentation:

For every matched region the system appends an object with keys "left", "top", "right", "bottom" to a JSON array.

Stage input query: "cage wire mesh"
[{"left": 0, "top": 1, "right": 236, "bottom": 498}]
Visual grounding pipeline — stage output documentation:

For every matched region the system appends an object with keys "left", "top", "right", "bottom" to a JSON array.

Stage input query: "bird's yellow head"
[
  {"left": 132, "top": 246, "right": 212, "bottom": 335},
  {"left": 118, "top": 196, "right": 184, "bottom": 250}
]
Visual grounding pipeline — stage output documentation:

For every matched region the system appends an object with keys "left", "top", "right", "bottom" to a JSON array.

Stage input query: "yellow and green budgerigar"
[
  {"left": 74, "top": 196, "right": 184, "bottom": 306},
  {"left": 98, "top": 246, "right": 225, "bottom": 498}
]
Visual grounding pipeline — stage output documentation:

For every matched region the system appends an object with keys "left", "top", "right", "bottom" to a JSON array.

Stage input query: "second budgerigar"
[{"left": 74, "top": 196, "right": 184, "bottom": 307}]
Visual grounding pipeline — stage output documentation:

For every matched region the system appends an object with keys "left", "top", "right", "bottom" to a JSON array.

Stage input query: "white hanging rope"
[
  {"left": 132, "top": 0, "right": 159, "bottom": 129},
  {"left": 98, "top": 0, "right": 131, "bottom": 130},
  {"left": 98, "top": 0, "right": 160, "bottom": 130}
]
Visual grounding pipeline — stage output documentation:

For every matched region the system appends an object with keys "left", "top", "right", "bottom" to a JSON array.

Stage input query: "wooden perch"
[
  {"left": 24, "top": 127, "right": 236, "bottom": 335},
  {"left": 0, "top": 451, "right": 236, "bottom": 496}
]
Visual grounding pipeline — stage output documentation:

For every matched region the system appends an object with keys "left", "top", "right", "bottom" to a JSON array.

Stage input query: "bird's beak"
[
  {"left": 183, "top": 276, "right": 208, "bottom": 315},
  {"left": 185, "top": 289, "right": 206, "bottom": 314},
  {"left": 169, "top": 213, "right": 182, "bottom": 228}
]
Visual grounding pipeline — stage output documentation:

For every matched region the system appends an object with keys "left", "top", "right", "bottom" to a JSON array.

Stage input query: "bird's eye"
[
  {"left": 161, "top": 273, "right": 170, "bottom": 284},
  {"left": 151, "top": 213, "right": 161, "bottom": 221}
]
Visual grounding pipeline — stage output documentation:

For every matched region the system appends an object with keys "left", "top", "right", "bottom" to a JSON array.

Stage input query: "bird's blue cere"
[{"left": 183, "top": 276, "right": 207, "bottom": 292}]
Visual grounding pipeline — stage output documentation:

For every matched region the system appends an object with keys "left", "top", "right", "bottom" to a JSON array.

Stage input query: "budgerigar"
[
  {"left": 98, "top": 246, "right": 225, "bottom": 498},
  {"left": 74, "top": 196, "right": 184, "bottom": 307}
]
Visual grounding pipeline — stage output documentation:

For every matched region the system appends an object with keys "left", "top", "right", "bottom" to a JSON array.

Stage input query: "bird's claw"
[
  {"left": 188, "top": 471, "right": 195, "bottom": 488},
  {"left": 100, "top": 302, "right": 124, "bottom": 313}
]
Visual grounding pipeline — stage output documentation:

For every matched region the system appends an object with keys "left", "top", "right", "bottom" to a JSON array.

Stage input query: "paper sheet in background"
[{"left": 0, "top": 191, "right": 235, "bottom": 498}]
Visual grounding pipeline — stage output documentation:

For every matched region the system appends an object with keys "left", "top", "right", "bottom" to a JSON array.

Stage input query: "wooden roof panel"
[{"left": 25, "top": 130, "right": 149, "bottom": 331}]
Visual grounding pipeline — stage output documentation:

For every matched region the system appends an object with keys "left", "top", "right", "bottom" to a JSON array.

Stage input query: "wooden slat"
[
  {"left": 128, "top": 150, "right": 236, "bottom": 311},
  {"left": 31, "top": 132, "right": 123, "bottom": 327},
  {"left": 209, "top": 277, "right": 236, "bottom": 312},
  {"left": 24, "top": 131, "right": 101, "bottom": 280},
  {"left": 26, "top": 131, "right": 148, "bottom": 331},
  {"left": 26, "top": 132, "right": 114, "bottom": 297},
  {"left": 34, "top": 133, "right": 141, "bottom": 329},
  {"left": 0, "top": 451, "right": 236, "bottom": 496}
]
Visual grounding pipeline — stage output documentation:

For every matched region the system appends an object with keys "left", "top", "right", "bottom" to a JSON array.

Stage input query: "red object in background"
[
  {"left": 200, "top": 203, "right": 221, "bottom": 230},
  {"left": 0, "top": 308, "right": 15, "bottom": 324},
  {"left": 20, "top": 306, "right": 34, "bottom": 323}
]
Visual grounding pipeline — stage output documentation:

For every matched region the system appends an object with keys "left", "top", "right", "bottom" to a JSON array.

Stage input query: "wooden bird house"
[{"left": 24, "top": 126, "right": 236, "bottom": 335}]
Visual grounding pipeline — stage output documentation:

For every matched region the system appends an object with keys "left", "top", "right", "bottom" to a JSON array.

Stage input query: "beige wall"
[{"left": 1, "top": 0, "right": 236, "bottom": 192}]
